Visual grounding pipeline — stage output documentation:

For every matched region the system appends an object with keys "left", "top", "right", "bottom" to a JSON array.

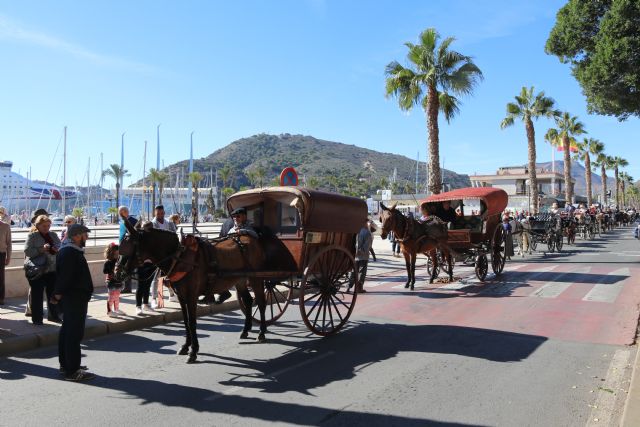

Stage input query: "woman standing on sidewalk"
[{"left": 24, "top": 215, "right": 61, "bottom": 324}]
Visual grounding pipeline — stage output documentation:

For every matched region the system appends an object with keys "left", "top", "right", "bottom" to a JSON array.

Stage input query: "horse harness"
[{"left": 166, "top": 234, "right": 252, "bottom": 284}]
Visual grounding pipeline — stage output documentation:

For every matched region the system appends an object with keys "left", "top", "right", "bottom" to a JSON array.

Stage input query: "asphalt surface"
[{"left": 1, "top": 226, "right": 639, "bottom": 426}]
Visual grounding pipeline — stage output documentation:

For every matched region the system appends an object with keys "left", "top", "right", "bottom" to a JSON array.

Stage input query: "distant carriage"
[
  {"left": 528, "top": 213, "right": 564, "bottom": 252},
  {"left": 420, "top": 187, "right": 509, "bottom": 281}
]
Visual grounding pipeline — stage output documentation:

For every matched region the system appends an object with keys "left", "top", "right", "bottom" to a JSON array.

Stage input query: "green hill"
[{"left": 149, "top": 133, "right": 471, "bottom": 196}]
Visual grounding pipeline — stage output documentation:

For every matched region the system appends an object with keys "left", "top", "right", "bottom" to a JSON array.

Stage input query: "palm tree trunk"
[
  {"left": 601, "top": 165, "right": 607, "bottom": 205},
  {"left": 426, "top": 84, "right": 441, "bottom": 194},
  {"left": 525, "top": 118, "right": 539, "bottom": 214},
  {"left": 115, "top": 182, "right": 120, "bottom": 215},
  {"left": 614, "top": 166, "right": 620, "bottom": 207},
  {"left": 584, "top": 154, "right": 592, "bottom": 207},
  {"left": 562, "top": 135, "right": 572, "bottom": 203},
  {"left": 622, "top": 181, "right": 626, "bottom": 206},
  {"left": 152, "top": 186, "right": 156, "bottom": 211}
]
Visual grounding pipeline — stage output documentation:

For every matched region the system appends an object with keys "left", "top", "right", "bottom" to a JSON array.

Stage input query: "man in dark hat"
[
  {"left": 51, "top": 224, "right": 95, "bottom": 381},
  {"left": 202, "top": 207, "right": 258, "bottom": 305},
  {"left": 227, "top": 207, "right": 258, "bottom": 238}
]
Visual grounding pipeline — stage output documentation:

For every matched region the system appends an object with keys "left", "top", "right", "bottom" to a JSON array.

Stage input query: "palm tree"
[
  {"left": 500, "top": 86, "right": 558, "bottom": 213},
  {"left": 219, "top": 164, "right": 233, "bottom": 189},
  {"left": 148, "top": 168, "right": 162, "bottom": 209},
  {"left": 307, "top": 176, "right": 320, "bottom": 190},
  {"left": 156, "top": 171, "right": 169, "bottom": 205},
  {"left": 574, "top": 138, "right": 604, "bottom": 207},
  {"left": 188, "top": 171, "right": 203, "bottom": 224},
  {"left": 385, "top": 28, "right": 483, "bottom": 194},
  {"left": 255, "top": 165, "right": 266, "bottom": 188},
  {"left": 610, "top": 156, "right": 629, "bottom": 207},
  {"left": 619, "top": 171, "right": 634, "bottom": 207},
  {"left": 102, "top": 164, "right": 129, "bottom": 216},
  {"left": 545, "top": 112, "right": 586, "bottom": 203},
  {"left": 592, "top": 153, "right": 610, "bottom": 205}
]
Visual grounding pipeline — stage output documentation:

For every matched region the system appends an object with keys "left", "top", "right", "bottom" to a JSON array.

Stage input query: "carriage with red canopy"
[
  {"left": 420, "top": 187, "right": 509, "bottom": 281},
  {"left": 226, "top": 186, "right": 368, "bottom": 335}
]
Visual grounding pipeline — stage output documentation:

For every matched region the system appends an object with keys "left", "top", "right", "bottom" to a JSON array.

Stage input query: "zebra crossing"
[{"left": 377, "top": 262, "right": 635, "bottom": 304}]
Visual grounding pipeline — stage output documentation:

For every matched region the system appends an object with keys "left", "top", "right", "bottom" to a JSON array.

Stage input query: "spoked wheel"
[
  {"left": 547, "top": 235, "right": 556, "bottom": 253},
  {"left": 426, "top": 256, "right": 440, "bottom": 278},
  {"left": 238, "top": 278, "right": 294, "bottom": 326},
  {"left": 475, "top": 254, "right": 488, "bottom": 281},
  {"left": 299, "top": 245, "right": 358, "bottom": 336},
  {"left": 555, "top": 234, "right": 563, "bottom": 252},
  {"left": 438, "top": 250, "right": 453, "bottom": 276},
  {"left": 491, "top": 224, "right": 506, "bottom": 275}
]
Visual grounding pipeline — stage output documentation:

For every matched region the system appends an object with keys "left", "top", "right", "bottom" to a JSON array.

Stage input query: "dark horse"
[
  {"left": 378, "top": 203, "right": 453, "bottom": 289},
  {"left": 115, "top": 219, "right": 269, "bottom": 363}
]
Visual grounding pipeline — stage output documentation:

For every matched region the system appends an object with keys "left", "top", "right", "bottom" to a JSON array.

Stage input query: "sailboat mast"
[
  {"left": 188, "top": 132, "right": 194, "bottom": 205},
  {"left": 142, "top": 140, "right": 147, "bottom": 219},
  {"left": 100, "top": 152, "right": 103, "bottom": 214},
  {"left": 62, "top": 125, "right": 67, "bottom": 215},
  {"left": 87, "top": 157, "right": 91, "bottom": 214}
]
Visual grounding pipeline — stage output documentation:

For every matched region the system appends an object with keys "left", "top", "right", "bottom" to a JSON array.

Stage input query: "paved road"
[{"left": 1, "top": 226, "right": 638, "bottom": 426}]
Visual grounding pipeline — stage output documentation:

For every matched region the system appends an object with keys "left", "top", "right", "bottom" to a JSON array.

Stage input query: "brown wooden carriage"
[
  {"left": 226, "top": 187, "right": 368, "bottom": 335},
  {"left": 420, "top": 187, "right": 509, "bottom": 281}
]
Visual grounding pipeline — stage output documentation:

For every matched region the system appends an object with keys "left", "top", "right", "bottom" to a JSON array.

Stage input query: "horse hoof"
[
  {"left": 410, "top": 285, "right": 415, "bottom": 291},
  {"left": 258, "top": 333, "right": 266, "bottom": 343},
  {"left": 404, "top": 283, "right": 410, "bottom": 289},
  {"left": 240, "top": 332, "right": 249, "bottom": 339},
  {"left": 187, "top": 353, "right": 197, "bottom": 364},
  {"left": 177, "top": 346, "right": 189, "bottom": 356}
]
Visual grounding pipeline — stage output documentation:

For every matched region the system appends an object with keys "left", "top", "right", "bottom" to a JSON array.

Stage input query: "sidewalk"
[
  {"left": 0, "top": 291, "right": 242, "bottom": 357},
  {"left": 0, "top": 236, "right": 397, "bottom": 358}
]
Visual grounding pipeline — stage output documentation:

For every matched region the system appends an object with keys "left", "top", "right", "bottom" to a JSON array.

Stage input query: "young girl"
[{"left": 104, "top": 243, "right": 125, "bottom": 317}]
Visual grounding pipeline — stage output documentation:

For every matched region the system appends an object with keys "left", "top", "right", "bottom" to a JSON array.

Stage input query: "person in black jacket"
[{"left": 51, "top": 224, "right": 95, "bottom": 381}]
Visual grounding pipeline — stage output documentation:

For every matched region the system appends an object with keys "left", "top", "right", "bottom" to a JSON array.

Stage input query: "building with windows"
[{"left": 469, "top": 165, "right": 577, "bottom": 212}]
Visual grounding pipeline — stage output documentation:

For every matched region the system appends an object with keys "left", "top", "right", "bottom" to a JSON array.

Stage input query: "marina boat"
[{"left": 0, "top": 160, "right": 79, "bottom": 213}]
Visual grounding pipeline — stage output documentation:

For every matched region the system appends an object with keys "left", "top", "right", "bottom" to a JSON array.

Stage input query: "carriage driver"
[
  {"left": 227, "top": 207, "right": 258, "bottom": 239},
  {"left": 201, "top": 207, "right": 259, "bottom": 305}
]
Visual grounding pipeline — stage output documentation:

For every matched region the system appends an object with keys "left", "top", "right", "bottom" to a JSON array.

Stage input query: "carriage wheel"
[
  {"left": 491, "top": 225, "right": 506, "bottom": 275},
  {"left": 475, "top": 254, "right": 488, "bottom": 282},
  {"left": 426, "top": 256, "right": 440, "bottom": 278},
  {"left": 238, "top": 278, "right": 294, "bottom": 326},
  {"left": 588, "top": 226, "right": 595, "bottom": 240},
  {"left": 299, "top": 245, "right": 358, "bottom": 336},
  {"left": 438, "top": 250, "right": 453, "bottom": 275},
  {"left": 531, "top": 239, "right": 538, "bottom": 252},
  {"left": 555, "top": 234, "right": 563, "bottom": 252},
  {"left": 547, "top": 235, "right": 556, "bottom": 253}
]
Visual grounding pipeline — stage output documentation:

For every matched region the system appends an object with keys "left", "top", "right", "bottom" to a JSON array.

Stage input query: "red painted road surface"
[{"left": 357, "top": 261, "right": 640, "bottom": 346}]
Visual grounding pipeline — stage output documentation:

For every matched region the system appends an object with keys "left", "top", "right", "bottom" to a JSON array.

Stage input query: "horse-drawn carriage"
[
  {"left": 226, "top": 187, "right": 367, "bottom": 336},
  {"left": 419, "top": 187, "right": 509, "bottom": 281},
  {"left": 528, "top": 213, "right": 564, "bottom": 252},
  {"left": 117, "top": 187, "right": 367, "bottom": 362}
]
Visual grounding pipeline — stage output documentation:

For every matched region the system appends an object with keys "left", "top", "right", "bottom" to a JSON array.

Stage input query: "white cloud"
[{"left": 0, "top": 14, "right": 156, "bottom": 73}]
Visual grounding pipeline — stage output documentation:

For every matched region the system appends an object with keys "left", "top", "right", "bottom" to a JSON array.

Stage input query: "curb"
[
  {"left": 0, "top": 299, "right": 241, "bottom": 358},
  {"left": 621, "top": 344, "right": 640, "bottom": 426}
]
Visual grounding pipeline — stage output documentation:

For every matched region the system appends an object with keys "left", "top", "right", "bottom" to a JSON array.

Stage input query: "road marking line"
[
  {"left": 530, "top": 267, "right": 591, "bottom": 299},
  {"left": 582, "top": 268, "right": 630, "bottom": 303},
  {"left": 586, "top": 348, "right": 631, "bottom": 427},
  {"left": 204, "top": 351, "right": 335, "bottom": 401}
]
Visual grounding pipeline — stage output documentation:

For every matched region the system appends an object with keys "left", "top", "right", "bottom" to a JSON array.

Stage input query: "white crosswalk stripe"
[
  {"left": 582, "top": 268, "right": 630, "bottom": 303},
  {"left": 530, "top": 267, "right": 591, "bottom": 298}
]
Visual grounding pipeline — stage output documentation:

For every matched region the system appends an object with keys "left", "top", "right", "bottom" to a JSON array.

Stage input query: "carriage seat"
[{"left": 450, "top": 215, "right": 483, "bottom": 233}]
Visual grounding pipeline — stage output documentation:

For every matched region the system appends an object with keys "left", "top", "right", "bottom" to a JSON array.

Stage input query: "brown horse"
[
  {"left": 115, "top": 219, "right": 268, "bottom": 363},
  {"left": 379, "top": 203, "right": 453, "bottom": 289}
]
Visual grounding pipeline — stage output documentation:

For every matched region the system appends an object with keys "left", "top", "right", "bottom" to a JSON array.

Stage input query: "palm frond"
[{"left": 437, "top": 91, "right": 460, "bottom": 123}]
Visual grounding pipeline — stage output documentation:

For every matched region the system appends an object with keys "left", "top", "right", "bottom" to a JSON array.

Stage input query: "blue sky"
[{"left": 2, "top": 0, "right": 638, "bottom": 188}]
